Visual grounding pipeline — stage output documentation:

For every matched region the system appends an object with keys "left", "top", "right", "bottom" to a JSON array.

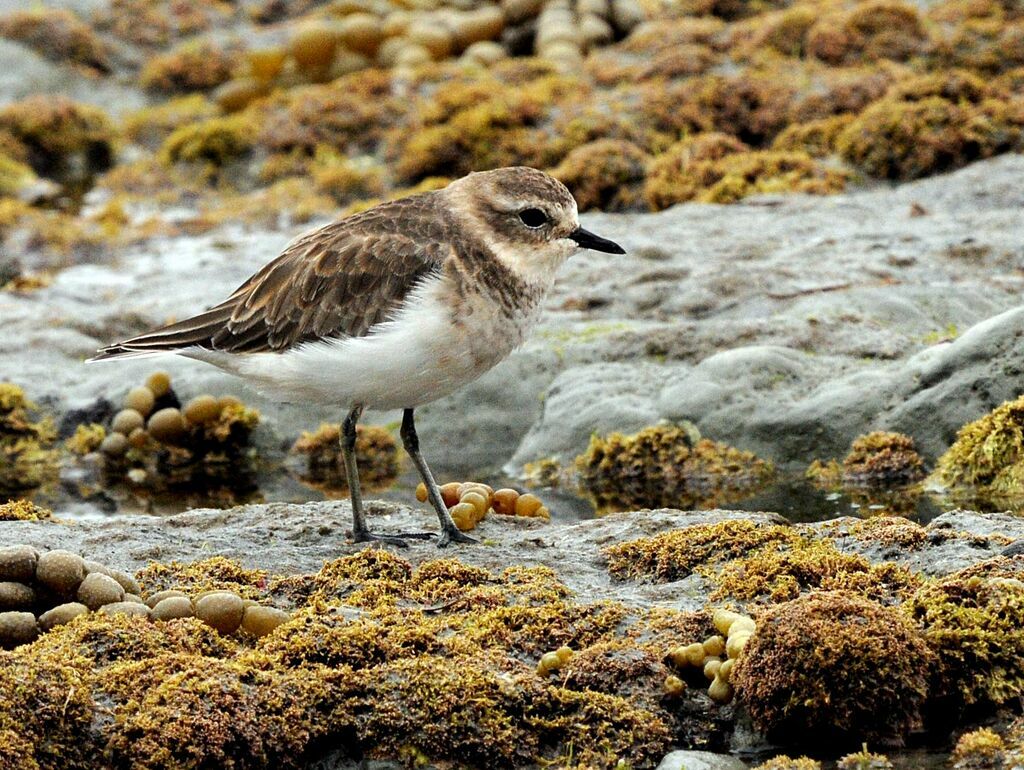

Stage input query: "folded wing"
[{"left": 90, "top": 196, "right": 450, "bottom": 360}]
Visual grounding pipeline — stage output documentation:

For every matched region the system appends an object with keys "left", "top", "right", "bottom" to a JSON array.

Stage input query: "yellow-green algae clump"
[
  {"left": 291, "top": 422, "right": 399, "bottom": 490},
  {"left": 903, "top": 556, "right": 1024, "bottom": 709},
  {"left": 603, "top": 519, "right": 920, "bottom": 604},
  {"left": 733, "top": 591, "right": 931, "bottom": 746},
  {"left": 0, "top": 499, "right": 52, "bottom": 521},
  {"left": 575, "top": 424, "right": 774, "bottom": 512},
  {"left": 932, "top": 394, "right": 1024, "bottom": 505},
  {"left": 0, "top": 549, "right": 736, "bottom": 768},
  {"left": 0, "top": 383, "right": 58, "bottom": 495}
]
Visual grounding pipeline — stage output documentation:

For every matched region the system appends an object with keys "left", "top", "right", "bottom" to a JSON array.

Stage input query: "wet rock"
[
  {"left": 38, "top": 601, "right": 88, "bottom": 630},
  {"left": 656, "top": 751, "right": 749, "bottom": 770}
]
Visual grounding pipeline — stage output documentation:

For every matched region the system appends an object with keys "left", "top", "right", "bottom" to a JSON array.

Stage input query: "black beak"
[{"left": 569, "top": 226, "right": 625, "bottom": 254}]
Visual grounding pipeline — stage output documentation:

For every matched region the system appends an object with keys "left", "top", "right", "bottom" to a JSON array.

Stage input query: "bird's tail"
[{"left": 88, "top": 305, "right": 233, "bottom": 362}]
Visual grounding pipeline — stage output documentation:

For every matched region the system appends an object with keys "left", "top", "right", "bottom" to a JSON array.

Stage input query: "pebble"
[
  {"left": 241, "top": 605, "right": 291, "bottom": 637},
  {"left": 77, "top": 572, "right": 125, "bottom": 610},
  {"left": 36, "top": 550, "right": 85, "bottom": 595},
  {"left": 195, "top": 591, "right": 245, "bottom": 634},
  {"left": 0, "top": 545, "right": 38, "bottom": 582},
  {"left": 151, "top": 596, "right": 195, "bottom": 620},
  {"left": 0, "top": 581, "right": 35, "bottom": 610},
  {"left": 38, "top": 602, "right": 88, "bottom": 631},
  {"left": 0, "top": 611, "right": 38, "bottom": 648}
]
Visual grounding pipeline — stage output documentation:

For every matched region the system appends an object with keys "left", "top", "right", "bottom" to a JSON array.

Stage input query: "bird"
[{"left": 90, "top": 166, "right": 625, "bottom": 547}]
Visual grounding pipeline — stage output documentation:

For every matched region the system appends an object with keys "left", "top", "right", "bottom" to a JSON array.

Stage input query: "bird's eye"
[{"left": 518, "top": 208, "right": 548, "bottom": 228}]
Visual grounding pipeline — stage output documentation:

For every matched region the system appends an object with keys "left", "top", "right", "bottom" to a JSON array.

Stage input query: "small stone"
[
  {"left": 38, "top": 602, "right": 88, "bottom": 631},
  {"left": 123, "top": 593, "right": 146, "bottom": 605},
  {"left": 77, "top": 572, "right": 125, "bottom": 610},
  {"left": 0, "top": 545, "right": 37, "bottom": 583},
  {"left": 36, "top": 550, "right": 85, "bottom": 595},
  {"left": 111, "top": 408, "right": 145, "bottom": 435},
  {"left": 147, "top": 407, "right": 186, "bottom": 443},
  {"left": 152, "top": 596, "right": 195, "bottom": 621},
  {"left": 146, "top": 589, "right": 189, "bottom": 608},
  {"left": 125, "top": 386, "right": 156, "bottom": 417},
  {"left": 145, "top": 371, "right": 171, "bottom": 398},
  {"left": 195, "top": 591, "right": 245, "bottom": 634},
  {"left": 100, "top": 432, "right": 128, "bottom": 457},
  {"left": 0, "top": 611, "right": 38, "bottom": 648},
  {"left": 84, "top": 561, "right": 142, "bottom": 596},
  {"left": 183, "top": 394, "right": 221, "bottom": 425},
  {"left": 99, "top": 602, "right": 151, "bottom": 618},
  {"left": 241, "top": 605, "right": 291, "bottom": 637},
  {"left": 0, "top": 582, "right": 35, "bottom": 610}
]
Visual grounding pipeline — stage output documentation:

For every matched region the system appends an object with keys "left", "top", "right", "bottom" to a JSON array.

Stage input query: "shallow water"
[{"left": 30, "top": 456, "right": 976, "bottom": 526}]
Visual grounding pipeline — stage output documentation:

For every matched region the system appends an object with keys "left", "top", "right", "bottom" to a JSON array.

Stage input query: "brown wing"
[{"left": 91, "top": 195, "right": 452, "bottom": 359}]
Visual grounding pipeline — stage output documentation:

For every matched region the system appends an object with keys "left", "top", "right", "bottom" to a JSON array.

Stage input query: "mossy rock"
[
  {"left": 0, "top": 96, "right": 114, "bottom": 179},
  {"left": 904, "top": 560, "right": 1024, "bottom": 709},
  {"left": 734, "top": 591, "right": 931, "bottom": 746},
  {"left": 576, "top": 424, "right": 774, "bottom": 512},
  {"left": 550, "top": 138, "right": 649, "bottom": 212},
  {"left": 931, "top": 394, "right": 1024, "bottom": 503},
  {"left": 160, "top": 114, "right": 258, "bottom": 168}
]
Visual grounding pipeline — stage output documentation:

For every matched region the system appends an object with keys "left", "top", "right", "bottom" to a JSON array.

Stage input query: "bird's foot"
[
  {"left": 437, "top": 527, "right": 478, "bottom": 547},
  {"left": 351, "top": 530, "right": 436, "bottom": 548}
]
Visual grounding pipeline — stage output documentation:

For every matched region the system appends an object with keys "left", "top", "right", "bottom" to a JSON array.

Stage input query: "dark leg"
[
  {"left": 401, "top": 408, "right": 476, "bottom": 547},
  {"left": 341, "top": 405, "right": 425, "bottom": 547}
]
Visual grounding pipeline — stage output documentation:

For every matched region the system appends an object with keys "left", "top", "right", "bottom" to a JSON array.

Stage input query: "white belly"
[{"left": 196, "top": 277, "right": 541, "bottom": 410}]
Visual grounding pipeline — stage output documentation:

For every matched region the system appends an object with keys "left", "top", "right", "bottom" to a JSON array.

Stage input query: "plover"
[{"left": 91, "top": 167, "right": 625, "bottom": 546}]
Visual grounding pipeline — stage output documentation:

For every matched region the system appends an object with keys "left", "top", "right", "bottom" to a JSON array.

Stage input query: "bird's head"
[{"left": 445, "top": 166, "right": 625, "bottom": 284}]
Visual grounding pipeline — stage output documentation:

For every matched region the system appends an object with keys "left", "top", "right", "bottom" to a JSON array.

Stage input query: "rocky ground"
[{"left": 3, "top": 155, "right": 1024, "bottom": 482}]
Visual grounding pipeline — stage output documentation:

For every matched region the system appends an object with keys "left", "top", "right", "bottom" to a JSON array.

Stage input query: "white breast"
[{"left": 195, "top": 274, "right": 543, "bottom": 410}]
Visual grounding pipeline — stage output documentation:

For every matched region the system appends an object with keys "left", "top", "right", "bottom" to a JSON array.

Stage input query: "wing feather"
[{"left": 89, "top": 194, "right": 450, "bottom": 361}]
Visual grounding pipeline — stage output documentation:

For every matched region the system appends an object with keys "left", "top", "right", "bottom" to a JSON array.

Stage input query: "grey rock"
[
  {"left": 5, "top": 156, "right": 1024, "bottom": 491},
  {"left": 656, "top": 750, "right": 748, "bottom": 770}
]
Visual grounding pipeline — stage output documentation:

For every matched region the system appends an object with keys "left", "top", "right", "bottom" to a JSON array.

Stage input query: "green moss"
[
  {"left": 0, "top": 544, "right": 722, "bottom": 769},
  {"left": 135, "top": 556, "right": 269, "bottom": 600},
  {"left": 605, "top": 520, "right": 801, "bottom": 583},
  {"left": 0, "top": 151, "right": 39, "bottom": 197},
  {"left": 836, "top": 80, "right": 1024, "bottom": 180},
  {"left": 841, "top": 431, "right": 927, "bottom": 486},
  {"left": 550, "top": 138, "right": 649, "bottom": 212},
  {"left": 0, "top": 383, "right": 58, "bottom": 494},
  {"left": 771, "top": 114, "right": 855, "bottom": 157},
  {"left": 122, "top": 95, "right": 221, "bottom": 148},
  {"left": 712, "top": 537, "right": 922, "bottom": 604},
  {"left": 903, "top": 564, "right": 1024, "bottom": 708},
  {"left": 576, "top": 425, "right": 774, "bottom": 513},
  {"left": 753, "top": 758, "right": 823, "bottom": 770},
  {"left": 31, "top": 613, "right": 238, "bottom": 669},
  {"left": 0, "top": 95, "right": 115, "bottom": 179},
  {"left": 645, "top": 134, "right": 847, "bottom": 209},
  {"left": 836, "top": 750, "right": 894, "bottom": 770},
  {"left": 291, "top": 422, "right": 399, "bottom": 490},
  {"left": 392, "top": 84, "right": 553, "bottom": 181},
  {"left": 140, "top": 39, "right": 240, "bottom": 93},
  {"left": 932, "top": 395, "right": 1024, "bottom": 502},
  {"left": 0, "top": 499, "right": 53, "bottom": 521},
  {"left": 734, "top": 591, "right": 931, "bottom": 745},
  {"left": 952, "top": 729, "right": 1006, "bottom": 768},
  {"left": 0, "top": 8, "right": 111, "bottom": 72},
  {"left": 805, "top": 0, "right": 930, "bottom": 64},
  {"left": 256, "top": 69, "right": 402, "bottom": 157},
  {"left": 0, "top": 650, "right": 98, "bottom": 769},
  {"left": 160, "top": 114, "right": 257, "bottom": 168},
  {"left": 64, "top": 423, "right": 106, "bottom": 455}
]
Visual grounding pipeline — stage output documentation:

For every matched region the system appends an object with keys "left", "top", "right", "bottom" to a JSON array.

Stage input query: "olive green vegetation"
[
  {"left": 4, "top": 0, "right": 1024, "bottom": 257},
  {"left": 903, "top": 558, "right": 1024, "bottom": 711},
  {"left": 932, "top": 395, "right": 1024, "bottom": 505},
  {"left": 603, "top": 519, "right": 920, "bottom": 604},
  {"left": 291, "top": 422, "right": 399, "bottom": 490},
  {"left": 575, "top": 424, "right": 774, "bottom": 512},
  {"left": 734, "top": 591, "right": 931, "bottom": 745},
  {"left": 0, "top": 549, "right": 727, "bottom": 770},
  {"left": 0, "top": 383, "right": 58, "bottom": 495}
]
